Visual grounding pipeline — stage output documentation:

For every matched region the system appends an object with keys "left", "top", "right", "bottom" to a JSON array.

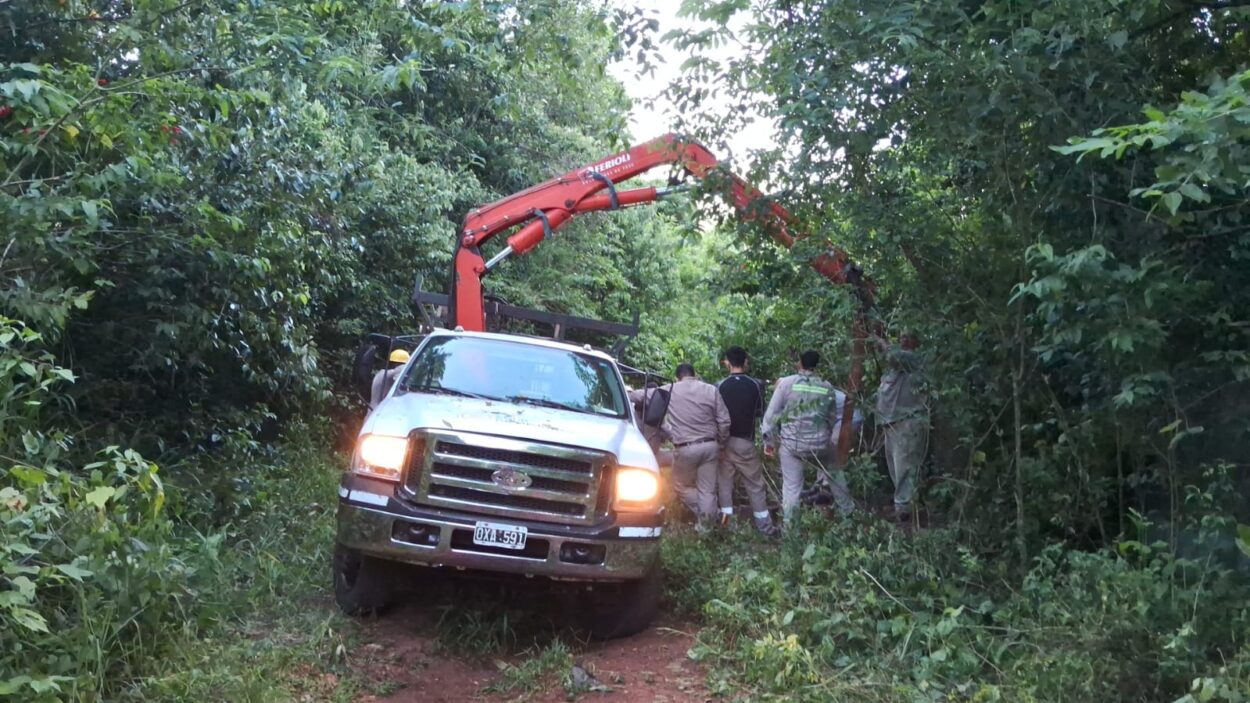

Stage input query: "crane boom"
[{"left": 447, "top": 133, "right": 877, "bottom": 464}]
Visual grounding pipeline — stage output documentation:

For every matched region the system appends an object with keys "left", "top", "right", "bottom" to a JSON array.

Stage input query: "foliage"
[
  {"left": 1, "top": 0, "right": 638, "bottom": 457},
  {"left": 671, "top": 0, "right": 1250, "bottom": 552},
  {"left": 5, "top": 0, "right": 1250, "bottom": 698},
  {"left": 1055, "top": 69, "right": 1250, "bottom": 218},
  {"left": 1, "top": 305, "right": 344, "bottom": 699},
  {"left": 0, "top": 0, "right": 654, "bottom": 697},
  {"left": 665, "top": 511, "right": 1250, "bottom": 702}
]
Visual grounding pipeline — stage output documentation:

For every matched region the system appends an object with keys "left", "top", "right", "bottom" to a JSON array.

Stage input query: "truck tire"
[
  {"left": 585, "top": 560, "right": 662, "bottom": 640},
  {"left": 333, "top": 544, "right": 393, "bottom": 615}
]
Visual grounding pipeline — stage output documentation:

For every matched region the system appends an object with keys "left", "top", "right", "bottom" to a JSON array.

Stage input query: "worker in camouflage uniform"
[
  {"left": 875, "top": 333, "right": 929, "bottom": 523},
  {"left": 761, "top": 350, "right": 855, "bottom": 525}
]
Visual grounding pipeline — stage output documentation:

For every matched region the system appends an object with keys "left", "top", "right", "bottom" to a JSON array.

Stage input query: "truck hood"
[{"left": 362, "top": 392, "right": 659, "bottom": 471}]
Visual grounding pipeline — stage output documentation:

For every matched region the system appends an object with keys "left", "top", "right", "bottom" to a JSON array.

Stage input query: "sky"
[{"left": 605, "top": 0, "right": 776, "bottom": 166}]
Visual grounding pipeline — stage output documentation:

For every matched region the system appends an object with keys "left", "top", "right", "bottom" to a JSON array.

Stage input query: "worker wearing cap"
[
  {"left": 655, "top": 362, "right": 730, "bottom": 527},
  {"left": 370, "top": 348, "right": 410, "bottom": 409},
  {"left": 715, "top": 346, "right": 778, "bottom": 535},
  {"left": 762, "top": 349, "right": 855, "bottom": 525},
  {"left": 875, "top": 332, "right": 929, "bottom": 523}
]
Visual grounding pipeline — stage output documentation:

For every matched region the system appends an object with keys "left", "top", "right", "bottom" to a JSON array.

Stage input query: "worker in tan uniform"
[
  {"left": 649, "top": 363, "right": 730, "bottom": 527},
  {"left": 761, "top": 349, "right": 855, "bottom": 526}
]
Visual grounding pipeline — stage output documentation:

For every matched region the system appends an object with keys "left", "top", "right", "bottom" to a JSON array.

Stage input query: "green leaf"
[
  {"left": 1178, "top": 182, "right": 1208, "bottom": 203},
  {"left": 1162, "top": 191, "right": 1182, "bottom": 215},
  {"left": 56, "top": 562, "right": 94, "bottom": 581},
  {"left": 11, "top": 575, "right": 36, "bottom": 599},
  {"left": 0, "top": 677, "right": 32, "bottom": 696},
  {"left": 11, "top": 607, "right": 49, "bottom": 633},
  {"left": 1236, "top": 525, "right": 1250, "bottom": 559},
  {"left": 1052, "top": 137, "right": 1116, "bottom": 158},
  {"left": 85, "top": 485, "right": 116, "bottom": 508},
  {"left": 9, "top": 466, "right": 46, "bottom": 486},
  {"left": 28, "top": 678, "right": 65, "bottom": 694}
]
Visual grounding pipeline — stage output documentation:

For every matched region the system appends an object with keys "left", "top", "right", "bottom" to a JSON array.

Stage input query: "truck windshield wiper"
[
  {"left": 506, "top": 395, "right": 588, "bottom": 414},
  {"left": 411, "top": 385, "right": 495, "bottom": 400}
]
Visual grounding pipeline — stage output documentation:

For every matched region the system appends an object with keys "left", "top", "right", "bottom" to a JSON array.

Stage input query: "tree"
[{"left": 670, "top": 0, "right": 1250, "bottom": 549}]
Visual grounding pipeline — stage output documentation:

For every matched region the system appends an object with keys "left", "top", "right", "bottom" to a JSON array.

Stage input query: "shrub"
[{"left": 668, "top": 507, "right": 1250, "bottom": 702}]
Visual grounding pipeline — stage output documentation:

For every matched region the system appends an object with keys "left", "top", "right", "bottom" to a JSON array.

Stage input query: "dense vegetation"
[{"left": 2, "top": 0, "right": 1247, "bottom": 700}]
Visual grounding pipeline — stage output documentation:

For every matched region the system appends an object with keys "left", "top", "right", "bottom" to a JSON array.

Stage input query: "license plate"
[{"left": 473, "top": 521, "right": 528, "bottom": 550}]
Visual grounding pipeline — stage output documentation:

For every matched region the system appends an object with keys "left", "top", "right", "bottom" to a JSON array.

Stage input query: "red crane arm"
[
  {"left": 448, "top": 133, "right": 877, "bottom": 464},
  {"left": 450, "top": 133, "right": 874, "bottom": 332}
]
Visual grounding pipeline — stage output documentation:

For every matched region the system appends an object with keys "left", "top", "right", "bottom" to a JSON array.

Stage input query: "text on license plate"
[{"left": 473, "top": 521, "right": 528, "bottom": 550}]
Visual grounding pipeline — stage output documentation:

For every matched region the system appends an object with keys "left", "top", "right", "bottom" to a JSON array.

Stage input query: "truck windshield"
[{"left": 399, "top": 336, "right": 628, "bottom": 418}]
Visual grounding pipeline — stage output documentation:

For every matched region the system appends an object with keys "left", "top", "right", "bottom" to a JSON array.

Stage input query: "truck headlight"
[
  {"left": 354, "top": 434, "right": 408, "bottom": 481},
  {"left": 614, "top": 467, "right": 660, "bottom": 510}
]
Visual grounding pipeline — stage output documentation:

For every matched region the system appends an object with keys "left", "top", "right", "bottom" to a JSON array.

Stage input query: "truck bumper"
[{"left": 336, "top": 477, "right": 663, "bottom": 582}]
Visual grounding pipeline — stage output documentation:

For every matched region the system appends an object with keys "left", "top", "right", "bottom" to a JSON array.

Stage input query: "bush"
[
  {"left": 0, "top": 448, "right": 199, "bottom": 700},
  {"left": 667, "top": 509, "right": 1250, "bottom": 702},
  {"left": 1, "top": 314, "right": 341, "bottom": 699}
]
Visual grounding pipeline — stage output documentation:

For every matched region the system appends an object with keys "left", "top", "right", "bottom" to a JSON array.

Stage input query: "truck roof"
[{"left": 426, "top": 328, "right": 618, "bottom": 362}]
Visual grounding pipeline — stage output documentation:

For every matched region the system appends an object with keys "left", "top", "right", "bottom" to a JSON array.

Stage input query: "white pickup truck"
[{"left": 334, "top": 328, "right": 664, "bottom": 638}]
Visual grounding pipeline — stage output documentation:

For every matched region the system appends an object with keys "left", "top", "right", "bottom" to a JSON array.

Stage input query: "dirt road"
[{"left": 335, "top": 573, "right": 710, "bottom": 703}]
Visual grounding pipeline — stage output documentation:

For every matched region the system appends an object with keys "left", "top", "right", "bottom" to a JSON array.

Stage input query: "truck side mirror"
[{"left": 353, "top": 342, "right": 378, "bottom": 403}]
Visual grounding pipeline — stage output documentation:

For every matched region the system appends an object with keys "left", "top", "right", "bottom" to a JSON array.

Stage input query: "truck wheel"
[
  {"left": 333, "top": 544, "right": 393, "bottom": 615},
  {"left": 585, "top": 560, "right": 662, "bottom": 640}
]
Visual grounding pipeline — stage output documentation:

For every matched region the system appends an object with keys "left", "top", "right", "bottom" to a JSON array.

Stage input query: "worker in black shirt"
[{"left": 715, "top": 346, "right": 779, "bottom": 536}]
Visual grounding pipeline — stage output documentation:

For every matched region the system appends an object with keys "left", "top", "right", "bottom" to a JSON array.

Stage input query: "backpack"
[{"left": 642, "top": 387, "right": 671, "bottom": 428}]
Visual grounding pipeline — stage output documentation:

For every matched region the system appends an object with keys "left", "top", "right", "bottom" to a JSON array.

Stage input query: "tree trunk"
[{"left": 1012, "top": 302, "right": 1028, "bottom": 564}]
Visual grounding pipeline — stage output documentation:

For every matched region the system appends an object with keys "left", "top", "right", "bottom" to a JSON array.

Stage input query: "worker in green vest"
[{"left": 761, "top": 350, "right": 855, "bottom": 526}]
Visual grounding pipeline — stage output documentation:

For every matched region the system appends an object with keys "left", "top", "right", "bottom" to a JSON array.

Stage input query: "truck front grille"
[{"left": 403, "top": 430, "right": 610, "bottom": 526}]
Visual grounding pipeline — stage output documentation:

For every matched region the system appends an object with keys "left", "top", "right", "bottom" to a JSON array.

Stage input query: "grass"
[
  {"left": 424, "top": 573, "right": 597, "bottom": 659},
  {"left": 115, "top": 440, "right": 377, "bottom": 702},
  {"left": 483, "top": 640, "right": 575, "bottom": 698}
]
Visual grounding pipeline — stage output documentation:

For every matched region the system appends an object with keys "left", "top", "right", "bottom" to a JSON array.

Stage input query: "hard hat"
[{"left": 388, "top": 349, "right": 410, "bottom": 364}]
